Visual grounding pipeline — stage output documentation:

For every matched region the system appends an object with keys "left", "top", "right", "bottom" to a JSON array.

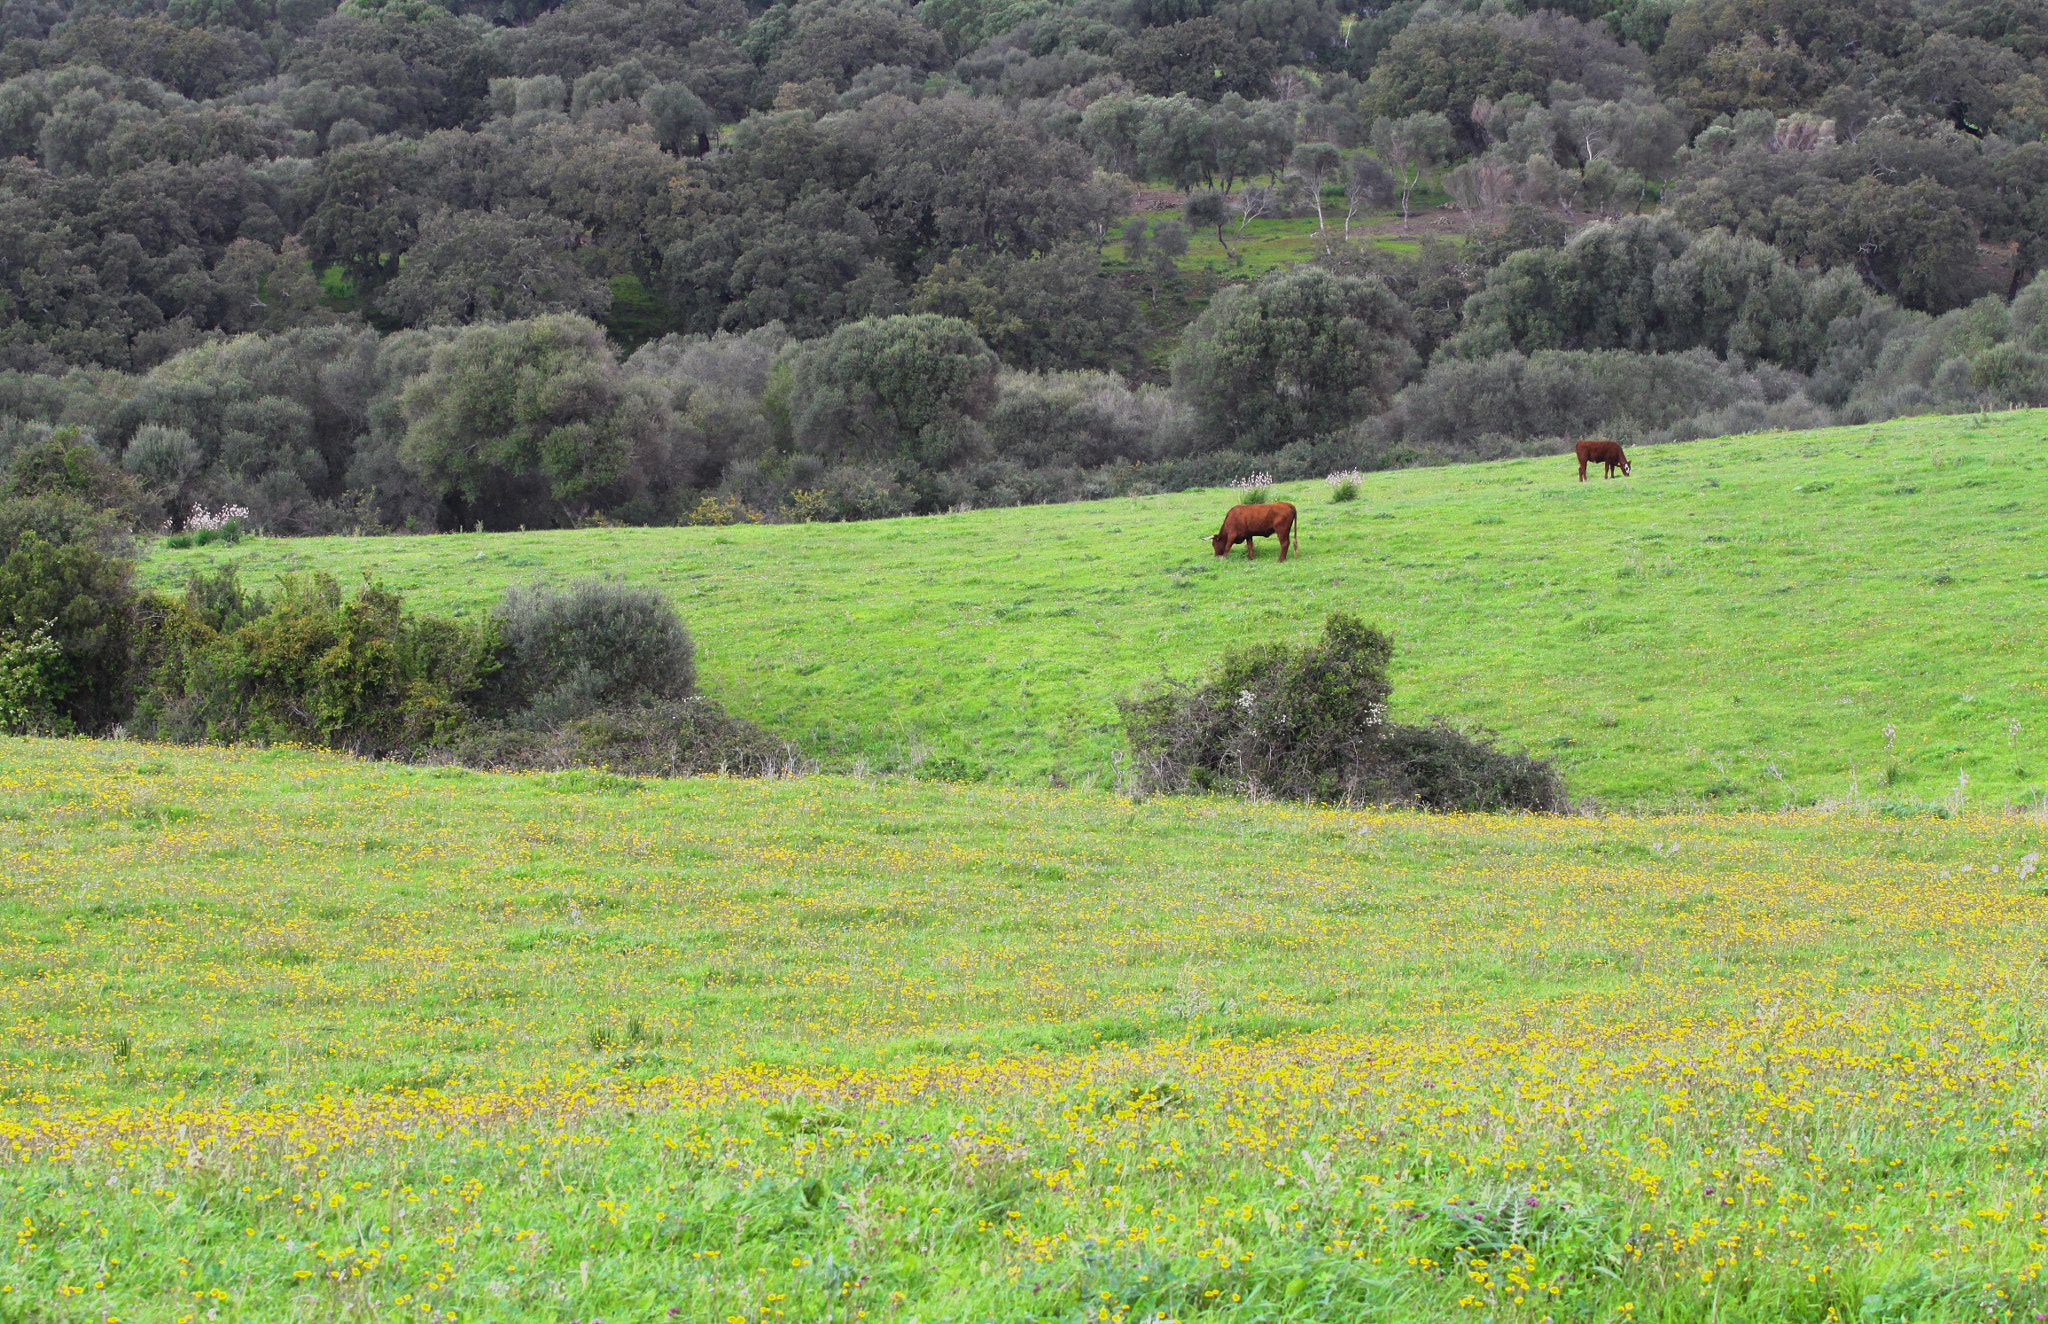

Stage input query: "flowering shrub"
[
  {"left": 163, "top": 504, "right": 252, "bottom": 548},
  {"left": 683, "top": 493, "right": 765, "bottom": 526},
  {"left": 1227, "top": 472, "right": 1275, "bottom": 503},
  {"left": 185, "top": 503, "right": 252, "bottom": 532},
  {"left": 1326, "top": 469, "right": 1366, "bottom": 502},
  {"left": 779, "top": 489, "right": 835, "bottom": 523}
]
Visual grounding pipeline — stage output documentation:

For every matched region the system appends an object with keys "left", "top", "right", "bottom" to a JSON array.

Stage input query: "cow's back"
[{"left": 1228, "top": 501, "right": 1297, "bottom": 535}]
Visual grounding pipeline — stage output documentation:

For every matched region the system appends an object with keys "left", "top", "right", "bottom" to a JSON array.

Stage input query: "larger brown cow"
[
  {"left": 1575, "top": 438, "right": 1631, "bottom": 481},
  {"left": 1208, "top": 501, "right": 1299, "bottom": 561}
]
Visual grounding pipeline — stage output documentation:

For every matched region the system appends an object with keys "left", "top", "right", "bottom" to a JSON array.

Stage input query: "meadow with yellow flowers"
[{"left": 3, "top": 736, "right": 2045, "bottom": 1322}]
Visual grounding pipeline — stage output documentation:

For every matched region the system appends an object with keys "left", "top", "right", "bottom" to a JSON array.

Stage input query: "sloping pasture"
[{"left": 141, "top": 409, "right": 2048, "bottom": 808}]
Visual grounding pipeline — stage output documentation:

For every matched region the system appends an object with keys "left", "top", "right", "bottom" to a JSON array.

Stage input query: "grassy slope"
[
  {"left": 142, "top": 410, "right": 2048, "bottom": 807},
  {"left": 3, "top": 738, "right": 2046, "bottom": 1320}
]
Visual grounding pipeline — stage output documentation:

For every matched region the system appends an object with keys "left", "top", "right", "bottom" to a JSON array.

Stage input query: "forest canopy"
[{"left": 0, "top": 0, "right": 2042, "bottom": 533}]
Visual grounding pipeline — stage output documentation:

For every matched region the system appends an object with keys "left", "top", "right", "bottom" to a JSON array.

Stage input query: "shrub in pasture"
[
  {"left": 133, "top": 571, "right": 487, "bottom": 754},
  {"left": 1376, "top": 719, "right": 1572, "bottom": 813},
  {"left": 1327, "top": 470, "right": 1364, "bottom": 501},
  {"left": 683, "top": 492, "right": 766, "bottom": 526},
  {"left": 436, "top": 697, "right": 808, "bottom": 778},
  {"left": 1228, "top": 471, "right": 1275, "bottom": 504},
  {"left": 1118, "top": 612, "right": 1565, "bottom": 811},
  {"left": 0, "top": 622, "right": 65, "bottom": 733},
  {"left": 489, "top": 578, "right": 697, "bottom": 726},
  {"left": 127, "top": 567, "right": 804, "bottom": 777},
  {"left": 0, "top": 449, "right": 147, "bottom": 732}
]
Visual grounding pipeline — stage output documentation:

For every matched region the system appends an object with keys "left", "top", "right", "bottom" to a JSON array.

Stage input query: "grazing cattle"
[
  {"left": 1208, "top": 501, "right": 1299, "bottom": 561},
  {"left": 1575, "top": 438, "right": 1631, "bottom": 481}
]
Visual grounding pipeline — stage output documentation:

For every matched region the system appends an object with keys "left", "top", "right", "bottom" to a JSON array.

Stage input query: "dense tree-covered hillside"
[{"left": 0, "top": 0, "right": 2043, "bottom": 534}]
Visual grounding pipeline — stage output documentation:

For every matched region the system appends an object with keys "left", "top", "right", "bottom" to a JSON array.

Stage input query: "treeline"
[
  {"left": 1, "top": 228, "right": 2042, "bottom": 533},
  {"left": 0, "top": 0, "right": 2041, "bottom": 530}
]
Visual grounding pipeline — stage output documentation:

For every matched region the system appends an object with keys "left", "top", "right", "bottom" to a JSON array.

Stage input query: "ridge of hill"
[{"left": 140, "top": 409, "right": 2048, "bottom": 809}]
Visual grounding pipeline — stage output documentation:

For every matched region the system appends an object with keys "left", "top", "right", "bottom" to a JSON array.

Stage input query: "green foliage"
[
  {"left": 0, "top": 526, "right": 138, "bottom": 733},
  {"left": 1183, "top": 189, "right": 1229, "bottom": 252},
  {"left": 909, "top": 246, "right": 1150, "bottom": 374},
  {"left": 377, "top": 209, "right": 612, "bottom": 328},
  {"left": 1115, "top": 17, "right": 1276, "bottom": 102},
  {"left": 1172, "top": 266, "right": 1418, "bottom": 451},
  {"left": 399, "top": 314, "right": 673, "bottom": 529},
  {"left": 134, "top": 571, "right": 486, "bottom": 754},
  {"left": 1369, "top": 111, "right": 1455, "bottom": 220},
  {"left": 488, "top": 577, "right": 697, "bottom": 725},
  {"left": 0, "top": 622, "right": 66, "bottom": 733},
  {"left": 784, "top": 314, "right": 1000, "bottom": 469},
  {"left": 1442, "top": 216, "right": 1881, "bottom": 376},
  {"left": 1361, "top": 18, "right": 1565, "bottom": 147},
  {"left": 1665, "top": 123, "right": 2008, "bottom": 314},
  {"left": 1120, "top": 610, "right": 1565, "bottom": 809},
  {"left": 914, "top": 0, "right": 1060, "bottom": 53},
  {"left": 4, "top": 431, "right": 155, "bottom": 531},
  {"left": 641, "top": 82, "right": 714, "bottom": 155},
  {"left": 1369, "top": 345, "right": 1831, "bottom": 456},
  {"left": 1655, "top": 0, "right": 1920, "bottom": 118}
]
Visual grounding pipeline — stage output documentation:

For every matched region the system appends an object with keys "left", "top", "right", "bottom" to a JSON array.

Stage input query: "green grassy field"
[
  {"left": 141, "top": 410, "right": 2048, "bottom": 809},
  {"left": 1107, "top": 204, "right": 1434, "bottom": 280},
  {"left": 3, "top": 738, "right": 2046, "bottom": 1322}
]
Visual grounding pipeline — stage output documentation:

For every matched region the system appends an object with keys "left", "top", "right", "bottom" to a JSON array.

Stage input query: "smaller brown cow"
[
  {"left": 1575, "top": 438, "right": 1631, "bottom": 481},
  {"left": 1208, "top": 501, "right": 1299, "bottom": 561}
]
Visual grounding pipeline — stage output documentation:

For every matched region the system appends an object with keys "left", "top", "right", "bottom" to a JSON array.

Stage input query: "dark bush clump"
[
  {"left": 488, "top": 579, "right": 697, "bottom": 725},
  {"left": 1118, "top": 612, "right": 1566, "bottom": 812},
  {"left": 1376, "top": 719, "right": 1572, "bottom": 813},
  {"left": 0, "top": 437, "right": 151, "bottom": 733},
  {"left": 432, "top": 698, "right": 809, "bottom": 778}
]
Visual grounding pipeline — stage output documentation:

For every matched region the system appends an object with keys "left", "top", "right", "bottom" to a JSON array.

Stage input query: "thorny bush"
[{"left": 1118, "top": 612, "right": 1566, "bottom": 811}]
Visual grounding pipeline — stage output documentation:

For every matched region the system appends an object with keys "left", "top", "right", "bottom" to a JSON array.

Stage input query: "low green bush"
[
  {"left": 1118, "top": 612, "right": 1566, "bottom": 812},
  {"left": 134, "top": 570, "right": 489, "bottom": 755},
  {"left": 125, "top": 565, "right": 798, "bottom": 777},
  {"left": 0, "top": 623, "right": 65, "bottom": 734},
  {"left": 488, "top": 578, "right": 697, "bottom": 725}
]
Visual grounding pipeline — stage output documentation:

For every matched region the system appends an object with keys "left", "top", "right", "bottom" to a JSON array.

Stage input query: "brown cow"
[
  {"left": 1208, "top": 501, "right": 1299, "bottom": 561},
  {"left": 1575, "top": 438, "right": 1631, "bottom": 481}
]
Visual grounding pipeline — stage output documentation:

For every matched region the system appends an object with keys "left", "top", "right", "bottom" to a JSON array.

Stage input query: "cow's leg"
[
  {"left": 1277, "top": 528, "right": 1289, "bottom": 562},
  {"left": 1578, "top": 458, "right": 1588, "bottom": 481},
  {"left": 1245, "top": 535, "right": 1256, "bottom": 559}
]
